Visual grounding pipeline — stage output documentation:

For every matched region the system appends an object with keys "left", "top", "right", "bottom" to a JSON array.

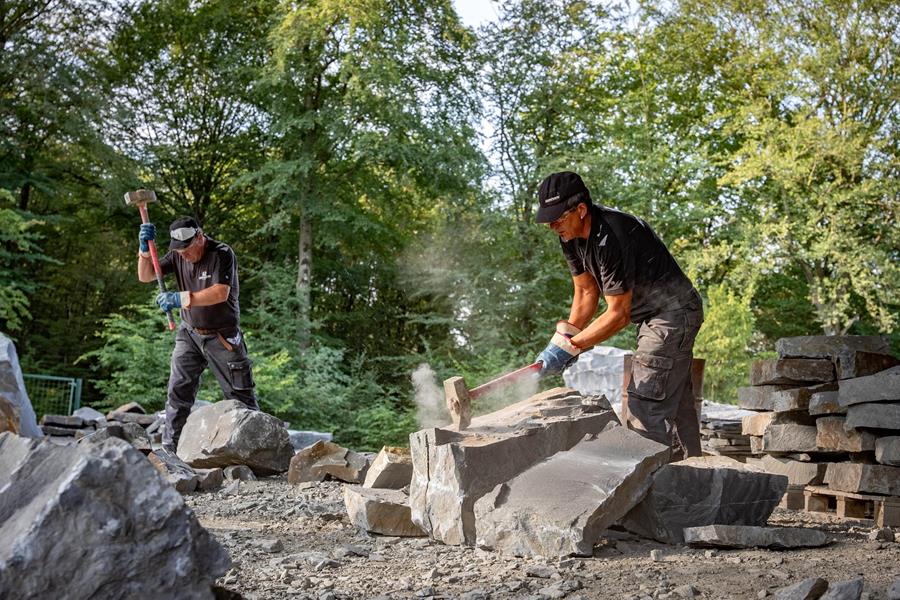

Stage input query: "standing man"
[
  {"left": 138, "top": 216, "right": 258, "bottom": 454},
  {"left": 534, "top": 172, "right": 704, "bottom": 458}
]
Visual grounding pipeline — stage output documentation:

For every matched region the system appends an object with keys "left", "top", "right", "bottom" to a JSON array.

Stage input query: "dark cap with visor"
[
  {"left": 535, "top": 171, "right": 591, "bottom": 223},
  {"left": 169, "top": 216, "right": 201, "bottom": 250}
]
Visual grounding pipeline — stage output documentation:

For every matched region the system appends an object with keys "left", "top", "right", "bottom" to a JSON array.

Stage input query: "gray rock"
[
  {"left": 177, "top": 400, "right": 293, "bottom": 475},
  {"left": 525, "top": 565, "right": 556, "bottom": 578},
  {"left": 108, "top": 401, "right": 146, "bottom": 415},
  {"left": 409, "top": 387, "right": 617, "bottom": 546},
  {"left": 833, "top": 351, "right": 899, "bottom": 380},
  {"left": 148, "top": 449, "right": 200, "bottom": 493},
  {"left": 77, "top": 423, "right": 126, "bottom": 445},
  {"left": 288, "top": 429, "right": 333, "bottom": 451},
  {"left": 0, "top": 334, "right": 41, "bottom": 438},
  {"left": 815, "top": 417, "right": 875, "bottom": 452},
  {"left": 867, "top": 528, "right": 894, "bottom": 542},
  {"left": 120, "top": 421, "right": 152, "bottom": 452},
  {"left": 763, "top": 424, "right": 821, "bottom": 453},
  {"left": 750, "top": 359, "right": 835, "bottom": 386},
  {"left": 888, "top": 577, "right": 900, "bottom": 600},
  {"left": 745, "top": 455, "right": 827, "bottom": 486},
  {"left": 820, "top": 579, "right": 864, "bottom": 600},
  {"left": 72, "top": 406, "right": 107, "bottom": 424},
  {"left": 620, "top": 456, "right": 787, "bottom": 544},
  {"left": 825, "top": 463, "right": 900, "bottom": 496},
  {"left": 474, "top": 425, "right": 669, "bottom": 557},
  {"left": 343, "top": 485, "right": 425, "bottom": 537},
  {"left": 773, "top": 577, "right": 828, "bottom": 600},
  {"left": 0, "top": 432, "right": 229, "bottom": 599},
  {"left": 41, "top": 414, "right": 85, "bottom": 428},
  {"left": 223, "top": 465, "right": 256, "bottom": 481},
  {"left": 743, "top": 412, "right": 814, "bottom": 436},
  {"left": 739, "top": 383, "right": 837, "bottom": 412},
  {"left": 288, "top": 440, "right": 370, "bottom": 484},
  {"left": 195, "top": 468, "right": 224, "bottom": 492},
  {"left": 809, "top": 392, "right": 845, "bottom": 416},
  {"left": 845, "top": 402, "right": 900, "bottom": 431},
  {"left": 776, "top": 335, "right": 890, "bottom": 359},
  {"left": 875, "top": 437, "right": 900, "bottom": 466},
  {"left": 683, "top": 525, "right": 829, "bottom": 549},
  {"left": 839, "top": 366, "right": 900, "bottom": 407},
  {"left": 363, "top": 446, "right": 413, "bottom": 489},
  {"left": 108, "top": 411, "right": 157, "bottom": 427}
]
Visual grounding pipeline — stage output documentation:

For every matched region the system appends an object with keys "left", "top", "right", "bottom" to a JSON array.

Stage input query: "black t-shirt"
[
  {"left": 160, "top": 237, "right": 241, "bottom": 330},
  {"left": 560, "top": 204, "right": 696, "bottom": 323}
]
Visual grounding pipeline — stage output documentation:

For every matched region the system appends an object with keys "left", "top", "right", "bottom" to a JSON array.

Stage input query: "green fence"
[{"left": 22, "top": 374, "right": 82, "bottom": 419}]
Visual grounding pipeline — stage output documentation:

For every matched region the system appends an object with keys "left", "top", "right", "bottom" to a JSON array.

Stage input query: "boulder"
[
  {"left": 809, "top": 391, "right": 845, "bottom": 416},
  {"left": 363, "top": 446, "right": 413, "bottom": 489},
  {"left": 177, "top": 400, "right": 293, "bottom": 475},
  {"left": 772, "top": 577, "right": 829, "bottom": 600},
  {"left": 839, "top": 366, "right": 900, "bottom": 407},
  {"left": 0, "top": 432, "right": 229, "bottom": 599},
  {"left": 619, "top": 456, "right": 787, "bottom": 544},
  {"left": 683, "top": 525, "right": 829, "bottom": 549},
  {"left": 745, "top": 455, "right": 828, "bottom": 486},
  {"left": 821, "top": 579, "right": 864, "bottom": 600},
  {"left": 833, "top": 350, "right": 899, "bottom": 380},
  {"left": 875, "top": 437, "right": 900, "bottom": 466},
  {"left": 409, "top": 387, "right": 617, "bottom": 545},
  {"left": 738, "top": 383, "right": 837, "bottom": 412},
  {"left": 148, "top": 450, "right": 199, "bottom": 493},
  {"left": 474, "top": 425, "right": 669, "bottom": 557},
  {"left": 825, "top": 463, "right": 900, "bottom": 496},
  {"left": 343, "top": 485, "right": 425, "bottom": 537},
  {"left": 750, "top": 359, "right": 835, "bottom": 386},
  {"left": 0, "top": 333, "right": 41, "bottom": 438},
  {"left": 288, "top": 440, "right": 370, "bottom": 484},
  {"left": 776, "top": 335, "right": 890, "bottom": 359},
  {"left": 815, "top": 417, "right": 875, "bottom": 452},
  {"left": 844, "top": 402, "right": 900, "bottom": 431}
]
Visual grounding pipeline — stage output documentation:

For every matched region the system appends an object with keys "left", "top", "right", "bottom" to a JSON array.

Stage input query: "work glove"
[
  {"left": 155, "top": 291, "right": 182, "bottom": 313},
  {"left": 139, "top": 223, "right": 156, "bottom": 253},
  {"left": 536, "top": 321, "right": 582, "bottom": 377}
]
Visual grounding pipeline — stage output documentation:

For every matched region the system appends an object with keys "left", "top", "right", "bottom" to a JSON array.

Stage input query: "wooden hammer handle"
[{"left": 469, "top": 362, "right": 542, "bottom": 400}]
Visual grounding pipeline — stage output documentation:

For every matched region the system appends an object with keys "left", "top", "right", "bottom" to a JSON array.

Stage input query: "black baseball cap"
[
  {"left": 168, "top": 216, "right": 201, "bottom": 250},
  {"left": 535, "top": 171, "right": 591, "bottom": 223}
]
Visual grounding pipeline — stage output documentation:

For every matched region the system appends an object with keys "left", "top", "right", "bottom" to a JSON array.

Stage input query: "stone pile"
[
  {"left": 700, "top": 414, "right": 753, "bottom": 459},
  {"left": 738, "top": 335, "right": 900, "bottom": 512}
]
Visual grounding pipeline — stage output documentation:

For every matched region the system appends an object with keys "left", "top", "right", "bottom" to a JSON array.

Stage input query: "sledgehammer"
[
  {"left": 124, "top": 189, "right": 175, "bottom": 331},
  {"left": 444, "top": 362, "right": 542, "bottom": 430}
]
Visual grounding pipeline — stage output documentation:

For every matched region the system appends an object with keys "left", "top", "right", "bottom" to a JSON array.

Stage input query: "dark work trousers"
[
  {"left": 623, "top": 290, "right": 704, "bottom": 460},
  {"left": 163, "top": 325, "right": 259, "bottom": 449}
]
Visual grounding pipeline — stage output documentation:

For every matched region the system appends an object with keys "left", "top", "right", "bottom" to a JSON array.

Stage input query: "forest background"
[{"left": 2, "top": 0, "right": 898, "bottom": 450}]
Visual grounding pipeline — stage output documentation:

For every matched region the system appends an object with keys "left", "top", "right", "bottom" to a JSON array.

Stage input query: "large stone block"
[
  {"left": 742, "top": 411, "right": 814, "bottom": 436},
  {"left": 750, "top": 359, "right": 834, "bottom": 386},
  {"left": 738, "top": 383, "right": 837, "bottom": 412},
  {"left": 825, "top": 462, "right": 900, "bottom": 496},
  {"left": 745, "top": 455, "right": 828, "bottom": 486},
  {"left": 844, "top": 402, "right": 900, "bottom": 431},
  {"left": 833, "top": 351, "right": 899, "bottom": 380},
  {"left": 815, "top": 417, "right": 875, "bottom": 452},
  {"left": 409, "top": 387, "right": 617, "bottom": 546},
  {"left": 177, "top": 400, "right": 293, "bottom": 475},
  {"left": 776, "top": 335, "right": 890, "bottom": 359},
  {"left": 0, "top": 334, "right": 41, "bottom": 438},
  {"left": 875, "top": 437, "right": 900, "bottom": 466},
  {"left": 0, "top": 432, "right": 229, "bottom": 599},
  {"left": 763, "top": 424, "right": 820, "bottom": 453},
  {"left": 363, "top": 446, "right": 412, "bottom": 489},
  {"left": 683, "top": 525, "right": 829, "bottom": 549},
  {"left": 288, "top": 440, "right": 370, "bottom": 484},
  {"left": 808, "top": 391, "right": 845, "bottom": 416},
  {"left": 620, "top": 456, "right": 787, "bottom": 544},
  {"left": 474, "top": 425, "right": 669, "bottom": 557},
  {"left": 343, "top": 486, "right": 425, "bottom": 537},
  {"left": 838, "top": 366, "right": 900, "bottom": 407}
]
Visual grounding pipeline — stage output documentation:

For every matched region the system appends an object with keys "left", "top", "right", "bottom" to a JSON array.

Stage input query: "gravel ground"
[{"left": 183, "top": 477, "right": 900, "bottom": 600}]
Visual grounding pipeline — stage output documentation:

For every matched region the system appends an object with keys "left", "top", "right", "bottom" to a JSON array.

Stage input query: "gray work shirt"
[{"left": 160, "top": 237, "right": 240, "bottom": 330}]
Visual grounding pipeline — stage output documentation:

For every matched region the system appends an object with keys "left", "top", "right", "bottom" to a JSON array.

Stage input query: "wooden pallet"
[{"left": 802, "top": 485, "right": 900, "bottom": 527}]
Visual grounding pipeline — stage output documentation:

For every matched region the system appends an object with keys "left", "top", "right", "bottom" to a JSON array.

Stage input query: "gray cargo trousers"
[
  {"left": 163, "top": 325, "right": 259, "bottom": 449},
  {"left": 623, "top": 290, "right": 704, "bottom": 459}
]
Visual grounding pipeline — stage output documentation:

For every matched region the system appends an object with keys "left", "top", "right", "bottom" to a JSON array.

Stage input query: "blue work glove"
[
  {"left": 155, "top": 291, "right": 182, "bottom": 313},
  {"left": 139, "top": 223, "right": 156, "bottom": 253},
  {"left": 536, "top": 321, "right": 582, "bottom": 377}
]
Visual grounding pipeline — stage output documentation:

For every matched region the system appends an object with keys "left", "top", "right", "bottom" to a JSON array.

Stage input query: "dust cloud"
[{"left": 411, "top": 363, "right": 449, "bottom": 428}]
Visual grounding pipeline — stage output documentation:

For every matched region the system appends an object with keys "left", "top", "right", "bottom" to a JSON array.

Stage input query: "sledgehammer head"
[
  {"left": 123, "top": 189, "right": 157, "bottom": 206},
  {"left": 444, "top": 376, "right": 472, "bottom": 430}
]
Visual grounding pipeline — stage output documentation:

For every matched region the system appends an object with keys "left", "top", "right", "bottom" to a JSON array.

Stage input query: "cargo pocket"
[
  {"left": 228, "top": 359, "right": 255, "bottom": 391},
  {"left": 630, "top": 351, "right": 674, "bottom": 401},
  {"left": 679, "top": 309, "right": 704, "bottom": 351}
]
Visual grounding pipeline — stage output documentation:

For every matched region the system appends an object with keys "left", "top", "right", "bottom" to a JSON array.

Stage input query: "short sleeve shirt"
[
  {"left": 159, "top": 237, "right": 241, "bottom": 330},
  {"left": 560, "top": 204, "right": 695, "bottom": 323}
]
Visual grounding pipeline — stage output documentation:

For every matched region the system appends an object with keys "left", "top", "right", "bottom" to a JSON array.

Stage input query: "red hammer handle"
[{"left": 138, "top": 204, "right": 176, "bottom": 331}]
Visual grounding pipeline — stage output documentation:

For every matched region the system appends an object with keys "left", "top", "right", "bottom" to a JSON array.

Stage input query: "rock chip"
[
  {"left": 343, "top": 485, "right": 425, "bottom": 537},
  {"left": 683, "top": 525, "right": 829, "bottom": 549},
  {"left": 289, "top": 440, "right": 370, "bottom": 484},
  {"left": 0, "top": 334, "right": 41, "bottom": 438},
  {"left": 363, "top": 446, "right": 413, "bottom": 489}
]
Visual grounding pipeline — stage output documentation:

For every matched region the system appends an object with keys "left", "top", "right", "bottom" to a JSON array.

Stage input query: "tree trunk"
[{"left": 296, "top": 208, "right": 312, "bottom": 353}]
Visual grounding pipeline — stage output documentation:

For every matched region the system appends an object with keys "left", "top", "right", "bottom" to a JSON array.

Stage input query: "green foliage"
[{"left": 694, "top": 284, "right": 756, "bottom": 404}]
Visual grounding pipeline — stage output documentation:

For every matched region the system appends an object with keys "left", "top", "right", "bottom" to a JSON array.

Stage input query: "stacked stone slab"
[
  {"left": 343, "top": 445, "right": 424, "bottom": 537},
  {"left": 700, "top": 415, "right": 753, "bottom": 460},
  {"left": 739, "top": 336, "right": 900, "bottom": 508}
]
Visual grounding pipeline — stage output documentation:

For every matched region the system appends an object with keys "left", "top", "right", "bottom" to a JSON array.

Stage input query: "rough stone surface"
[
  {"left": 196, "top": 468, "right": 225, "bottom": 492},
  {"left": 825, "top": 462, "right": 900, "bottom": 496},
  {"left": 738, "top": 383, "right": 837, "bottom": 412},
  {"left": 121, "top": 421, "right": 152, "bottom": 452},
  {"left": 620, "top": 456, "right": 788, "bottom": 544},
  {"left": 809, "top": 391, "right": 845, "bottom": 416},
  {"left": 763, "top": 424, "right": 821, "bottom": 453},
  {"left": 683, "top": 525, "right": 829, "bottom": 549},
  {"left": 745, "top": 455, "right": 828, "bottom": 486},
  {"left": 343, "top": 485, "right": 425, "bottom": 537},
  {"left": 820, "top": 578, "right": 864, "bottom": 600},
  {"left": 844, "top": 402, "right": 900, "bottom": 431},
  {"left": 0, "top": 334, "right": 41, "bottom": 438},
  {"left": 776, "top": 335, "right": 890, "bottom": 359},
  {"left": 363, "top": 446, "right": 413, "bottom": 489},
  {"left": 108, "top": 411, "right": 157, "bottom": 426},
  {"left": 474, "top": 425, "right": 669, "bottom": 557},
  {"left": 838, "top": 366, "right": 900, "bottom": 407},
  {"left": 149, "top": 450, "right": 200, "bottom": 493},
  {"left": 773, "top": 577, "right": 829, "bottom": 600},
  {"left": 889, "top": 578, "right": 900, "bottom": 600},
  {"left": 875, "top": 436, "right": 900, "bottom": 466},
  {"left": 288, "top": 440, "right": 370, "bottom": 484},
  {"left": 742, "top": 412, "right": 814, "bottom": 436},
  {"left": 109, "top": 401, "right": 147, "bottom": 414},
  {"left": 409, "top": 387, "right": 617, "bottom": 546},
  {"left": 815, "top": 417, "right": 875, "bottom": 452},
  {"left": 177, "top": 400, "right": 293, "bottom": 475},
  {"left": 41, "top": 414, "right": 84, "bottom": 428},
  {"left": 0, "top": 432, "right": 229, "bottom": 599},
  {"left": 833, "top": 350, "right": 899, "bottom": 380},
  {"left": 750, "top": 359, "right": 835, "bottom": 386},
  {"left": 223, "top": 465, "right": 257, "bottom": 481},
  {"left": 72, "top": 406, "right": 106, "bottom": 423}
]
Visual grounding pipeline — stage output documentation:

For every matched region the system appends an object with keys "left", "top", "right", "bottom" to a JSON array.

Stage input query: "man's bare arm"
[
  {"left": 568, "top": 272, "right": 601, "bottom": 329},
  {"left": 184, "top": 284, "right": 230, "bottom": 307},
  {"left": 137, "top": 254, "right": 156, "bottom": 283},
  {"left": 571, "top": 290, "right": 632, "bottom": 350}
]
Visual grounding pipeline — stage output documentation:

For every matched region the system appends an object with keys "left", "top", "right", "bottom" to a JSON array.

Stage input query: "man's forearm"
[
  {"left": 187, "top": 284, "right": 230, "bottom": 307},
  {"left": 571, "top": 308, "right": 629, "bottom": 350},
  {"left": 137, "top": 253, "right": 156, "bottom": 282},
  {"left": 568, "top": 286, "right": 599, "bottom": 329}
]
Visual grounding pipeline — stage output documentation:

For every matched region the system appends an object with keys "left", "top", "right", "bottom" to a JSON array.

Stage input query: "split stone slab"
[
  {"left": 288, "top": 440, "right": 370, "bottom": 484},
  {"left": 833, "top": 350, "right": 899, "bottom": 380},
  {"left": 474, "top": 424, "right": 669, "bottom": 557},
  {"left": 72, "top": 406, "right": 106, "bottom": 424},
  {"left": 178, "top": 400, "right": 293, "bottom": 475},
  {"left": 825, "top": 462, "right": 900, "bottom": 496},
  {"left": 750, "top": 359, "right": 835, "bottom": 386},
  {"left": 844, "top": 402, "right": 900, "bottom": 431},
  {"left": 148, "top": 450, "right": 200, "bottom": 493},
  {"left": 776, "top": 335, "right": 890, "bottom": 359},
  {"left": 619, "top": 456, "right": 788, "bottom": 544},
  {"left": 409, "top": 387, "right": 617, "bottom": 546},
  {"left": 77, "top": 424, "right": 126, "bottom": 445},
  {"left": 816, "top": 417, "right": 875, "bottom": 452},
  {"left": 41, "top": 414, "right": 85, "bottom": 428},
  {"left": 809, "top": 391, "right": 845, "bottom": 416},
  {"left": 820, "top": 579, "right": 864, "bottom": 600},
  {"left": 343, "top": 485, "right": 425, "bottom": 537},
  {"left": 773, "top": 577, "right": 829, "bottom": 600},
  {"left": 763, "top": 424, "right": 821, "bottom": 453},
  {"left": 875, "top": 437, "right": 900, "bottom": 466},
  {"left": 839, "top": 366, "right": 900, "bottom": 407},
  {"left": 683, "top": 525, "right": 829, "bottom": 549},
  {"left": 363, "top": 446, "right": 413, "bottom": 489},
  {"left": 745, "top": 455, "right": 828, "bottom": 486},
  {"left": 0, "top": 432, "right": 229, "bottom": 599},
  {"left": 107, "top": 401, "right": 146, "bottom": 416},
  {"left": 41, "top": 425, "right": 79, "bottom": 436},
  {"left": 108, "top": 412, "right": 157, "bottom": 427},
  {"left": 0, "top": 333, "right": 41, "bottom": 438},
  {"left": 739, "top": 383, "right": 837, "bottom": 413},
  {"left": 742, "top": 411, "right": 814, "bottom": 437}
]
